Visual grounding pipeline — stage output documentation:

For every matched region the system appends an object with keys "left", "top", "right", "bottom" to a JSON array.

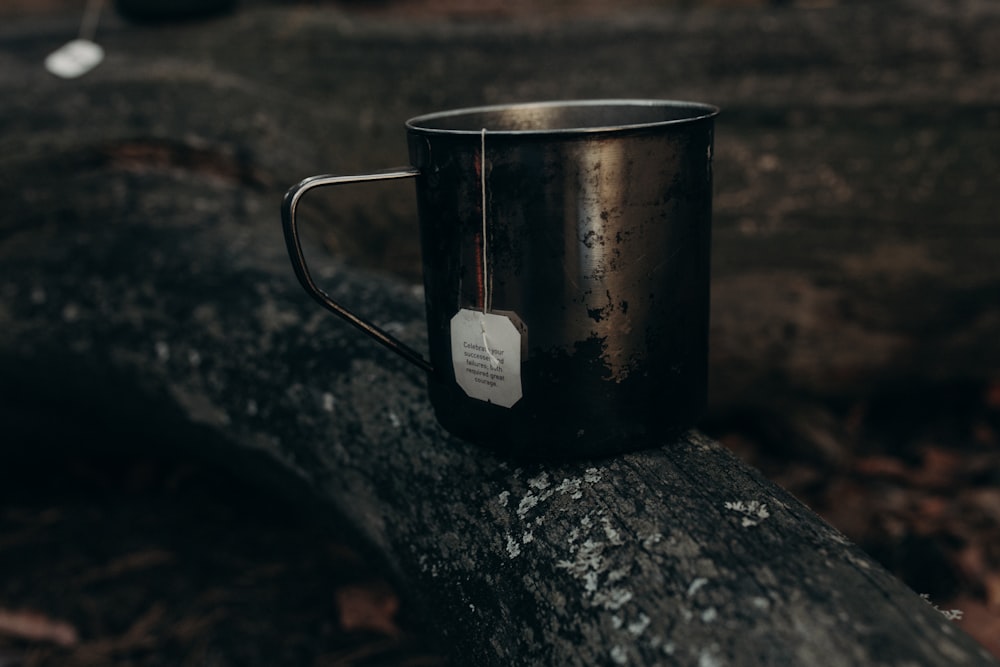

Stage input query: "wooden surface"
[{"left": 2, "top": 2, "right": 999, "bottom": 664}]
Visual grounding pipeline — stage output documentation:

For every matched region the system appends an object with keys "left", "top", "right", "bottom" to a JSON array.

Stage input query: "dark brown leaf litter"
[
  {"left": 705, "top": 378, "right": 1000, "bottom": 660},
  {"left": 0, "top": 455, "right": 444, "bottom": 667}
]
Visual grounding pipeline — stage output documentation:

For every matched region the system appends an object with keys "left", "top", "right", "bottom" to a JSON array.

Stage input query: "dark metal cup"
[{"left": 282, "top": 99, "right": 718, "bottom": 459}]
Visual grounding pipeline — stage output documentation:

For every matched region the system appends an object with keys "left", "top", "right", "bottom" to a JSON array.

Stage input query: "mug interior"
[{"left": 407, "top": 99, "right": 718, "bottom": 135}]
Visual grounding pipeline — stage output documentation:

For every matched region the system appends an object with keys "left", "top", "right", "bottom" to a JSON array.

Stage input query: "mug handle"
[{"left": 281, "top": 168, "right": 434, "bottom": 375}]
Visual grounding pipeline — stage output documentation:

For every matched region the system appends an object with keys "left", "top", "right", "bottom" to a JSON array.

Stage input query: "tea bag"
[
  {"left": 450, "top": 309, "right": 522, "bottom": 408},
  {"left": 449, "top": 128, "right": 524, "bottom": 408},
  {"left": 45, "top": 0, "right": 105, "bottom": 79}
]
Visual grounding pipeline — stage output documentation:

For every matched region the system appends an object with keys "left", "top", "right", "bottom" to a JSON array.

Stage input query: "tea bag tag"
[
  {"left": 44, "top": 0, "right": 105, "bottom": 79},
  {"left": 45, "top": 39, "right": 104, "bottom": 79},
  {"left": 450, "top": 309, "right": 522, "bottom": 408}
]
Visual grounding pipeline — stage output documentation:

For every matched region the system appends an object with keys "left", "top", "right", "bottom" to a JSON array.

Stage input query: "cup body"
[{"left": 405, "top": 100, "right": 717, "bottom": 459}]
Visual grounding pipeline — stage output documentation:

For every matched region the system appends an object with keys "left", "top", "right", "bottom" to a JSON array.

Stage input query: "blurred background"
[{"left": 1, "top": 0, "right": 998, "bottom": 664}]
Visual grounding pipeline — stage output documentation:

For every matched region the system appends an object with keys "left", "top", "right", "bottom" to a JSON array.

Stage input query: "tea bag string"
[
  {"left": 480, "top": 127, "right": 501, "bottom": 370},
  {"left": 480, "top": 127, "right": 491, "bottom": 315},
  {"left": 79, "top": 0, "right": 104, "bottom": 42}
]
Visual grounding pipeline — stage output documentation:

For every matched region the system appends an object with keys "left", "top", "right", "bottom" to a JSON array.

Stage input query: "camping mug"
[{"left": 282, "top": 99, "right": 718, "bottom": 459}]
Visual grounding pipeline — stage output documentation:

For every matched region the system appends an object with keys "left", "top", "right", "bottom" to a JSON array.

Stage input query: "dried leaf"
[
  {"left": 984, "top": 574, "right": 1000, "bottom": 613},
  {"left": 916, "top": 446, "right": 963, "bottom": 488},
  {"left": 972, "top": 421, "right": 997, "bottom": 446},
  {"left": 950, "top": 596, "right": 1000, "bottom": 659},
  {"left": 817, "top": 478, "right": 876, "bottom": 539},
  {"left": 854, "top": 455, "right": 910, "bottom": 479},
  {"left": 955, "top": 545, "right": 988, "bottom": 582},
  {"left": 170, "top": 608, "right": 227, "bottom": 643},
  {"left": 76, "top": 603, "right": 165, "bottom": 658},
  {"left": 335, "top": 581, "right": 400, "bottom": 637},
  {"left": 911, "top": 495, "right": 950, "bottom": 536},
  {"left": 964, "top": 489, "right": 1000, "bottom": 525},
  {"left": 76, "top": 548, "right": 174, "bottom": 585},
  {"left": 985, "top": 380, "right": 1000, "bottom": 410},
  {"left": 0, "top": 608, "right": 78, "bottom": 647}
]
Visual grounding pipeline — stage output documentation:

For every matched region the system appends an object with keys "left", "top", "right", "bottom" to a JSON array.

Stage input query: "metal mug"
[{"left": 282, "top": 99, "right": 718, "bottom": 459}]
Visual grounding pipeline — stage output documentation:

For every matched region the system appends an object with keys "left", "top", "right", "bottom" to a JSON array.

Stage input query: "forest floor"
[{"left": 0, "top": 455, "right": 444, "bottom": 667}]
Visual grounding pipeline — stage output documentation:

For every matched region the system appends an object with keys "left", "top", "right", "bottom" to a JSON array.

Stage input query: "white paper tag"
[
  {"left": 450, "top": 309, "right": 523, "bottom": 408},
  {"left": 45, "top": 39, "right": 105, "bottom": 79}
]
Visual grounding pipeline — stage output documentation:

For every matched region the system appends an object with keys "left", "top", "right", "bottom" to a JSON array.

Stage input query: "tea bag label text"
[{"left": 450, "top": 309, "right": 522, "bottom": 408}]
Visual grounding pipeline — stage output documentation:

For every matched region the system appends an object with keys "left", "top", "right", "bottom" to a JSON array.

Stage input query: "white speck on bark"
[
  {"left": 699, "top": 647, "right": 723, "bottom": 667},
  {"left": 584, "top": 467, "right": 602, "bottom": 483},
  {"left": 498, "top": 490, "right": 510, "bottom": 507},
  {"left": 528, "top": 472, "right": 551, "bottom": 490},
  {"left": 561, "top": 538, "right": 602, "bottom": 575},
  {"left": 641, "top": 532, "right": 663, "bottom": 549},
  {"left": 628, "top": 613, "right": 651, "bottom": 636},
  {"left": 322, "top": 392, "right": 336, "bottom": 412},
  {"left": 556, "top": 477, "right": 584, "bottom": 499},
  {"left": 387, "top": 410, "right": 401, "bottom": 428},
  {"left": 701, "top": 607, "right": 718, "bottom": 623},
  {"left": 155, "top": 340, "right": 170, "bottom": 362},
  {"left": 687, "top": 578, "right": 709, "bottom": 598},
  {"left": 584, "top": 571, "right": 599, "bottom": 593},
  {"left": 556, "top": 515, "right": 639, "bottom": 613},
  {"left": 593, "top": 587, "right": 633, "bottom": 611},
  {"left": 920, "top": 593, "right": 964, "bottom": 621},
  {"left": 602, "top": 516, "right": 624, "bottom": 545},
  {"left": 517, "top": 492, "right": 539, "bottom": 519},
  {"left": 606, "top": 567, "right": 628, "bottom": 584},
  {"left": 852, "top": 554, "right": 872, "bottom": 569},
  {"left": 724, "top": 500, "right": 770, "bottom": 527},
  {"left": 506, "top": 535, "right": 521, "bottom": 558},
  {"left": 610, "top": 645, "right": 628, "bottom": 665}
]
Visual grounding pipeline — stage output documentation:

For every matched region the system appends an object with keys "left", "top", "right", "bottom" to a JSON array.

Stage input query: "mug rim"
[{"left": 405, "top": 98, "right": 719, "bottom": 136}]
